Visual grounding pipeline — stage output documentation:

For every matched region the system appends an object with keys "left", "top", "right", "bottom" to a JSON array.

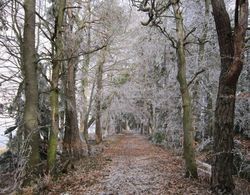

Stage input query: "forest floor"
[{"left": 36, "top": 132, "right": 249, "bottom": 195}]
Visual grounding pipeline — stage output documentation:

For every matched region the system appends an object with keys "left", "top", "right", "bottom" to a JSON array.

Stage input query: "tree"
[
  {"left": 132, "top": 0, "right": 198, "bottom": 178},
  {"left": 23, "top": 0, "right": 40, "bottom": 171},
  {"left": 210, "top": 0, "right": 249, "bottom": 193},
  {"left": 95, "top": 49, "right": 106, "bottom": 144},
  {"left": 192, "top": 0, "right": 210, "bottom": 141},
  {"left": 63, "top": 53, "right": 86, "bottom": 158},
  {"left": 47, "top": 0, "right": 66, "bottom": 172},
  {"left": 80, "top": 0, "right": 92, "bottom": 142},
  {"left": 171, "top": 1, "right": 198, "bottom": 178},
  {"left": 62, "top": 2, "right": 87, "bottom": 158}
]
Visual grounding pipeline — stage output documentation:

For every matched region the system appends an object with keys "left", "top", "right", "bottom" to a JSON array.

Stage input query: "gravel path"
[
  {"left": 80, "top": 133, "right": 209, "bottom": 195},
  {"left": 20, "top": 132, "right": 250, "bottom": 194},
  {"left": 46, "top": 133, "right": 212, "bottom": 195}
]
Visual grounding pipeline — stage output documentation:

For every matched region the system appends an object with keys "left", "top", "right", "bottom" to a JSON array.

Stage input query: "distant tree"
[{"left": 192, "top": 0, "right": 210, "bottom": 140}]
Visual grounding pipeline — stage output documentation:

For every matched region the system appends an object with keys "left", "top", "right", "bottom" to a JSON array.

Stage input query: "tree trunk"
[
  {"left": 63, "top": 57, "right": 86, "bottom": 158},
  {"left": 63, "top": 3, "right": 87, "bottom": 158},
  {"left": 197, "top": 0, "right": 209, "bottom": 68},
  {"left": 95, "top": 50, "right": 106, "bottom": 144},
  {"left": 211, "top": 0, "right": 248, "bottom": 193},
  {"left": 192, "top": 79, "right": 200, "bottom": 141},
  {"left": 172, "top": 2, "right": 198, "bottom": 178},
  {"left": 195, "top": 0, "right": 210, "bottom": 141},
  {"left": 80, "top": 0, "right": 92, "bottom": 142},
  {"left": 200, "top": 0, "right": 213, "bottom": 138},
  {"left": 205, "top": 84, "right": 213, "bottom": 138},
  {"left": 47, "top": 0, "right": 66, "bottom": 172},
  {"left": 83, "top": 81, "right": 96, "bottom": 144},
  {"left": 23, "top": 0, "right": 40, "bottom": 171}
]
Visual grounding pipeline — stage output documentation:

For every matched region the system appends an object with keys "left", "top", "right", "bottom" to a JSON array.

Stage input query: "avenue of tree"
[{"left": 0, "top": 0, "right": 249, "bottom": 194}]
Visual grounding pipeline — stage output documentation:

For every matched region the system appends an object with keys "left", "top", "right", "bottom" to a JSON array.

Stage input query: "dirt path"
[{"left": 48, "top": 133, "right": 210, "bottom": 195}]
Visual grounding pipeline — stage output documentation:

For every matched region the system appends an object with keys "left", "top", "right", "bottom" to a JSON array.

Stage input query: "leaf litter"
[{"left": 42, "top": 133, "right": 249, "bottom": 195}]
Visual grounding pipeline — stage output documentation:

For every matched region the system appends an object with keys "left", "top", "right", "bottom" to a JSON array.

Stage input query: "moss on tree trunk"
[
  {"left": 47, "top": 0, "right": 66, "bottom": 172},
  {"left": 172, "top": 2, "right": 198, "bottom": 178}
]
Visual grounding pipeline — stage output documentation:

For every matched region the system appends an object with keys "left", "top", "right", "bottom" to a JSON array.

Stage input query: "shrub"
[{"left": 152, "top": 131, "right": 166, "bottom": 144}]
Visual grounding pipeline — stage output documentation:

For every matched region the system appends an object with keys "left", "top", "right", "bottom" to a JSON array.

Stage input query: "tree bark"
[
  {"left": 95, "top": 50, "right": 106, "bottom": 144},
  {"left": 62, "top": 2, "right": 87, "bottom": 158},
  {"left": 172, "top": 1, "right": 198, "bottom": 178},
  {"left": 23, "top": 0, "right": 40, "bottom": 170},
  {"left": 47, "top": 0, "right": 66, "bottom": 172},
  {"left": 211, "top": 0, "right": 248, "bottom": 193},
  {"left": 63, "top": 57, "right": 86, "bottom": 158}
]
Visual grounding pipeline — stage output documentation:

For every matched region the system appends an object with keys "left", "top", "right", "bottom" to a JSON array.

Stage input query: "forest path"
[{"left": 48, "top": 132, "right": 209, "bottom": 195}]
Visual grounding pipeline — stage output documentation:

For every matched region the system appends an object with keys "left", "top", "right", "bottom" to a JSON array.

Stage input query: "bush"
[{"left": 152, "top": 131, "right": 166, "bottom": 144}]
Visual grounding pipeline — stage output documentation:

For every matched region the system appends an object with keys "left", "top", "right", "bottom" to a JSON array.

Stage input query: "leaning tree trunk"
[
  {"left": 211, "top": 0, "right": 248, "bottom": 194},
  {"left": 47, "top": 0, "right": 66, "bottom": 172},
  {"left": 23, "top": 0, "right": 40, "bottom": 171},
  {"left": 172, "top": 2, "right": 198, "bottom": 178}
]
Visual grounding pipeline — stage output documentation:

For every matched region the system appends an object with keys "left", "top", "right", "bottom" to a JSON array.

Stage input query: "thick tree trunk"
[
  {"left": 63, "top": 57, "right": 87, "bottom": 158},
  {"left": 47, "top": 0, "right": 66, "bottom": 172},
  {"left": 211, "top": 0, "right": 248, "bottom": 193},
  {"left": 172, "top": 2, "right": 198, "bottom": 178},
  {"left": 63, "top": 3, "right": 87, "bottom": 158},
  {"left": 95, "top": 50, "right": 106, "bottom": 144},
  {"left": 23, "top": 0, "right": 40, "bottom": 170}
]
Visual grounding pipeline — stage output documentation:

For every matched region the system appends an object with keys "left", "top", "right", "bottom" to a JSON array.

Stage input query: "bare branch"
[
  {"left": 188, "top": 69, "right": 206, "bottom": 87},
  {"left": 153, "top": 22, "right": 177, "bottom": 48},
  {"left": 184, "top": 27, "right": 196, "bottom": 41}
]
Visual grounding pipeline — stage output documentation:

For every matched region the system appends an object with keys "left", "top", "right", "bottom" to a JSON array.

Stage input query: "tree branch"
[
  {"left": 188, "top": 69, "right": 205, "bottom": 87},
  {"left": 184, "top": 27, "right": 196, "bottom": 41},
  {"left": 154, "top": 22, "right": 177, "bottom": 48}
]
